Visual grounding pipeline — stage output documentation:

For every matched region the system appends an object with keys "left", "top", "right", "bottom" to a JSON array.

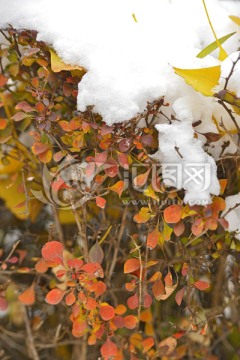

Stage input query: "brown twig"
[{"left": 23, "top": 307, "right": 40, "bottom": 360}]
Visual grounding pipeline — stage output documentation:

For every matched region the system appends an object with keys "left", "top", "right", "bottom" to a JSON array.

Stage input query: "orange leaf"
[
  {"left": 85, "top": 297, "right": 97, "bottom": 310},
  {"left": 133, "top": 207, "right": 151, "bottom": 224},
  {"left": 115, "top": 304, "right": 127, "bottom": 315},
  {"left": 147, "top": 228, "right": 159, "bottom": 250},
  {"left": 173, "top": 221, "right": 185, "bottom": 236},
  {"left": 0, "top": 74, "right": 8, "bottom": 87},
  {"left": 96, "top": 196, "right": 106, "bottom": 209},
  {"left": 142, "top": 337, "right": 154, "bottom": 353},
  {"left": 38, "top": 149, "right": 52, "bottom": 163},
  {"left": 133, "top": 169, "right": 150, "bottom": 187},
  {"left": 109, "top": 180, "right": 125, "bottom": 197},
  {"left": 99, "top": 303, "right": 115, "bottom": 321},
  {"left": 193, "top": 280, "right": 210, "bottom": 291},
  {"left": 124, "top": 258, "right": 140, "bottom": 273},
  {"left": 152, "top": 279, "right": 165, "bottom": 301},
  {"left": 191, "top": 218, "right": 204, "bottom": 236},
  {"left": 18, "top": 284, "right": 35, "bottom": 305},
  {"left": 100, "top": 338, "right": 118, "bottom": 359},
  {"left": 65, "top": 291, "right": 76, "bottom": 306},
  {"left": 32, "top": 141, "right": 49, "bottom": 155},
  {"left": 45, "top": 288, "right": 66, "bottom": 304},
  {"left": 164, "top": 205, "right": 183, "bottom": 224},
  {"left": 0, "top": 118, "right": 7, "bottom": 130},
  {"left": 124, "top": 315, "right": 138, "bottom": 329},
  {"left": 35, "top": 258, "right": 49, "bottom": 273},
  {"left": 42, "top": 241, "right": 64, "bottom": 264}
]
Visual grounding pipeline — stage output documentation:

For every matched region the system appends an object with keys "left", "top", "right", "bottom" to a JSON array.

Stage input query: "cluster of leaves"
[{"left": 0, "top": 27, "right": 240, "bottom": 360}]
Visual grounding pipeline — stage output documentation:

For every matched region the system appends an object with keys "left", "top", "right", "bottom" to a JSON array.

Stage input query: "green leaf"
[{"left": 197, "top": 32, "right": 236, "bottom": 59}]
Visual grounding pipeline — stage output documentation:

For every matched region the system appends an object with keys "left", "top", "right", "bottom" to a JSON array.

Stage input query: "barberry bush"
[{"left": 0, "top": 27, "right": 240, "bottom": 360}]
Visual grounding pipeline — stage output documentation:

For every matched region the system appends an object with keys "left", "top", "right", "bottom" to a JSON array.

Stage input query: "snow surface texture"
[
  {"left": 222, "top": 194, "right": 240, "bottom": 240},
  {"left": 0, "top": 0, "right": 240, "bottom": 204}
]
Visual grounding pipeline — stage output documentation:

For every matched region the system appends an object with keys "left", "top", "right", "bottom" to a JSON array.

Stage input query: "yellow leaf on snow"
[
  {"left": 49, "top": 49, "right": 85, "bottom": 73},
  {"left": 229, "top": 15, "right": 240, "bottom": 26},
  {"left": 173, "top": 65, "right": 221, "bottom": 97}
]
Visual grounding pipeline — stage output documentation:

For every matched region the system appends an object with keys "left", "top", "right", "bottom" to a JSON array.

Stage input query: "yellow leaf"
[
  {"left": 0, "top": 148, "right": 23, "bottom": 175},
  {"left": 143, "top": 184, "right": 159, "bottom": 201},
  {"left": 173, "top": 65, "right": 221, "bottom": 96},
  {"left": 0, "top": 175, "right": 42, "bottom": 221},
  {"left": 49, "top": 49, "right": 84, "bottom": 73},
  {"left": 229, "top": 15, "right": 240, "bottom": 26},
  {"left": 218, "top": 47, "right": 228, "bottom": 61}
]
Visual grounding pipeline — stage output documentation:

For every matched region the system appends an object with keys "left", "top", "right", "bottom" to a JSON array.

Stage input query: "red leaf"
[
  {"left": 143, "top": 293, "right": 153, "bottom": 308},
  {"left": 56, "top": 269, "right": 67, "bottom": 279},
  {"left": 147, "top": 228, "right": 159, "bottom": 250},
  {"left": 65, "top": 291, "right": 76, "bottom": 306},
  {"left": 95, "top": 151, "right": 108, "bottom": 166},
  {"left": 18, "top": 285, "right": 35, "bottom": 305},
  {"left": 100, "top": 338, "right": 118, "bottom": 359},
  {"left": 45, "top": 288, "right": 66, "bottom": 305},
  {"left": 96, "top": 196, "right": 106, "bottom": 209},
  {"left": 113, "top": 315, "right": 125, "bottom": 328},
  {"left": 118, "top": 138, "right": 131, "bottom": 152},
  {"left": 0, "top": 297, "right": 8, "bottom": 311},
  {"left": 81, "top": 262, "right": 104, "bottom": 277},
  {"left": 100, "top": 125, "right": 113, "bottom": 136},
  {"left": 175, "top": 287, "right": 185, "bottom": 306},
  {"left": 173, "top": 221, "right": 185, "bottom": 236},
  {"left": 11, "top": 112, "right": 28, "bottom": 122},
  {"left": 124, "top": 315, "right": 138, "bottom": 329},
  {"left": 124, "top": 258, "right": 140, "bottom": 274},
  {"left": 117, "top": 153, "right": 129, "bottom": 169},
  {"left": 15, "top": 101, "right": 34, "bottom": 113},
  {"left": 193, "top": 280, "right": 210, "bottom": 291},
  {"left": 164, "top": 205, "right": 183, "bottom": 224},
  {"left": 99, "top": 303, "right": 115, "bottom": 321},
  {"left": 181, "top": 263, "right": 189, "bottom": 277},
  {"left": 51, "top": 177, "right": 71, "bottom": 191},
  {"left": 67, "top": 258, "right": 84, "bottom": 270},
  {"left": 104, "top": 158, "right": 118, "bottom": 178},
  {"left": 127, "top": 293, "right": 139, "bottom": 309},
  {"left": 41, "top": 241, "right": 64, "bottom": 264}
]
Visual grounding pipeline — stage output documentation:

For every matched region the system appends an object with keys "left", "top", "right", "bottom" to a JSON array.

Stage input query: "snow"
[
  {"left": 0, "top": 0, "right": 240, "bottom": 203},
  {"left": 222, "top": 193, "right": 240, "bottom": 240},
  {"left": 152, "top": 121, "right": 220, "bottom": 204}
]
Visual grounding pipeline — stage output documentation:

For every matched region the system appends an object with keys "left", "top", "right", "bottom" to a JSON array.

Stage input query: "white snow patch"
[{"left": 153, "top": 121, "right": 220, "bottom": 204}]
